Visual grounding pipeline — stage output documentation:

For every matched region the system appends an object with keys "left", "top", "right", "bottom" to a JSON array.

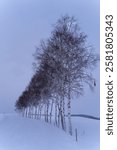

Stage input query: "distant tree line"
[{"left": 15, "top": 15, "right": 99, "bottom": 135}]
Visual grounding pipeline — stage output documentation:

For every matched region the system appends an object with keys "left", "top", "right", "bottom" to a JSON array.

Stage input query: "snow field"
[{"left": 0, "top": 114, "right": 99, "bottom": 150}]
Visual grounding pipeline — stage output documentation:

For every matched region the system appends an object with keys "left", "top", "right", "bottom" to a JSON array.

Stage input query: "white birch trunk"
[
  {"left": 50, "top": 100, "right": 54, "bottom": 123},
  {"left": 55, "top": 101, "right": 58, "bottom": 126},
  {"left": 67, "top": 88, "right": 72, "bottom": 135}
]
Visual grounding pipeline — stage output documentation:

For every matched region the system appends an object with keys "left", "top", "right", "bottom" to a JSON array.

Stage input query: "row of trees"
[{"left": 15, "top": 15, "right": 99, "bottom": 135}]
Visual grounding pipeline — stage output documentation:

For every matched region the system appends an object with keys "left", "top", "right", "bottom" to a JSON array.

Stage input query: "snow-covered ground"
[{"left": 0, "top": 113, "right": 99, "bottom": 150}]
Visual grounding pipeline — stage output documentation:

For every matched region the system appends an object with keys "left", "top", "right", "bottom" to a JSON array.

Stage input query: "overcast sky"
[{"left": 0, "top": 0, "right": 100, "bottom": 116}]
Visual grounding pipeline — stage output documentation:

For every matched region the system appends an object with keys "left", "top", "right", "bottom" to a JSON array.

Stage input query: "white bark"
[{"left": 67, "top": 88, "right": 72, "bottom": 135}]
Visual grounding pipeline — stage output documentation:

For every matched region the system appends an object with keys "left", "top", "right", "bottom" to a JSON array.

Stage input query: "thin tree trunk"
[
  {"left": 67, "top": 88, "right": 72, "bottom": 135},
  {"left": 25, "top": 108, "right": 28, "bottom": 118},
  {"left": 44, "top": 105, "right": 47, "bottom": 122},
  {"left": 50, "top": 100, "right": 54, "bottom": 123},
  {"left": 57, "top": 102, "right": 61, "bottom": 128},
  {"left": 55, "top": 100, "right": 58, "bottom": 126},
  {"left": 28, "top": 107, "right": 30, "bottom": 118},
  {"left": 35, "top": 106, "right": 38, "bottom": 119},
  {"left": 30, "top": 106, "right": 33, "bottom": 118},
  {"left": 46, "top": 103, "right": 49, "bottom": 123},
  {"left": 38, "top": 105, "right": 42, "bottom": 119},
  {"left": 22, "top": 108, "right": 25, "bottom": 117},
  {"left": 62, "top": 95, "right": 66, "bottom": 131},
  {"left": 60, "top": 99, "right": 64, "bottom": 130}
]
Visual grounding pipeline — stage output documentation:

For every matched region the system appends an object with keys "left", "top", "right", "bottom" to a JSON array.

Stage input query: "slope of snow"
[
  {"left": 72, "top": 117, "right": 100, "bottom": 149},
  {"left": 0, "top": 114, "right": 99, "bottom": 150}
]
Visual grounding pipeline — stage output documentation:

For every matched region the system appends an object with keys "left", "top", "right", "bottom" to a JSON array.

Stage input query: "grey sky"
[{"left": 0, "top": 0, "right": 100, "bottom": 115}]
